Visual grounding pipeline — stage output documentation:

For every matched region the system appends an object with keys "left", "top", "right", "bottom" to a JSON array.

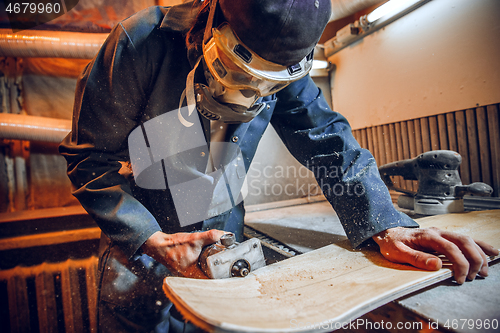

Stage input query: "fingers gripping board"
[{"left": 163, "top": 210, "right": 500, "bottom": 333}]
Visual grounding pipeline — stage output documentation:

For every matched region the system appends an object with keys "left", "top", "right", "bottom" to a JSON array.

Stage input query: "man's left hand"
[{"left": 372, "top": 227, "right": 499, "bottom": 284}]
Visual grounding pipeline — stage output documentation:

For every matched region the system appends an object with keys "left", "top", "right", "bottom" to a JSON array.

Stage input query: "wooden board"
[{"left": 163, "top": 210, "right": 500, "bottom": 333}]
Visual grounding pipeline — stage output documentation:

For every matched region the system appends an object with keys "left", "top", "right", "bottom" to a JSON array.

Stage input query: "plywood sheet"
[{"left": 163, "top": 210, "right": 500, "bottom": 333}]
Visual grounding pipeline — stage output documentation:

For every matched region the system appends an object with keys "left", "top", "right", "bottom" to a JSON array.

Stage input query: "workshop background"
[{"left": 0, "top": 0, "right": 499, "bottom": 332}]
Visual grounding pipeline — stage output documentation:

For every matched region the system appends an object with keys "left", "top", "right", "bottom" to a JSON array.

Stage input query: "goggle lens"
[{"left": 203, "top": 23, "right": 313, "bottom": 97}]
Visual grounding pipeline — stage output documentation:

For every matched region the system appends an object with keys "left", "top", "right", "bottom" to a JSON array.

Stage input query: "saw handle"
[{"left": 455, "top": 183, "right": 493, "bottom": 197}]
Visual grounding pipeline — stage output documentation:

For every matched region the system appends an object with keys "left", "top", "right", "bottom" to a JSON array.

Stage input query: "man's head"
[
  {"left": 189, "top": 0, "right": 332, "bottom": 123},
  {"left": 218, "top": 0, "right": 331, "bottom": 67}
]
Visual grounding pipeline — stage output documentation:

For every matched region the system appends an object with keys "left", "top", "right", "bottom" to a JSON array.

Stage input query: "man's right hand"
[{"left": 141, "top": 229, "right": 226, "bottom": 279}]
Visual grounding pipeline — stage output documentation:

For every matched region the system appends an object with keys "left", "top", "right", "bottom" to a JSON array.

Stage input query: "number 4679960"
[
  {"left": 443, "top": 319, "right": 498, "bottom": 330},
  {"left": 5, "top": 2, "right": 61, "bottom": 14}
]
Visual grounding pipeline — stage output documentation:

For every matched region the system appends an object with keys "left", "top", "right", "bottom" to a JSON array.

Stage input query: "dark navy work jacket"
[{"left": 59, "top": 2, "right": 418, "bottom": 259}]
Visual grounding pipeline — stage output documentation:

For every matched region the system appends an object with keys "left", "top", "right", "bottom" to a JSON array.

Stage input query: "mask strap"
[
  {"left": 203, "top": 0, "right": 219, "bottom": 45},
  {"left": 178, "top": 57, "right": 203, "bottom": 127}
]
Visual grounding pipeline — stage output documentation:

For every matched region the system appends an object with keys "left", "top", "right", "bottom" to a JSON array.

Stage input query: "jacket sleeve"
[
  {"left": 59, "top": 17, "right": 164, "bottom": 259},
  {"left": 271, "top": 75, "right": 418, "bottom": 248}
]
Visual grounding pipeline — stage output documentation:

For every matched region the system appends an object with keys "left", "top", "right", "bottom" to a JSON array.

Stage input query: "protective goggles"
[{"left": 203, "top": 23, "right": 313, "bottom": 97}]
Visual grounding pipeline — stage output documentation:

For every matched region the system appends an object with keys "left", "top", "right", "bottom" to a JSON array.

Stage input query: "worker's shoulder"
[
  {"left": 116, "top": 6, "right": 179, "bottom": 51},
  {"left": 121, "top": 6, "right": 168, "bottom": 29}
]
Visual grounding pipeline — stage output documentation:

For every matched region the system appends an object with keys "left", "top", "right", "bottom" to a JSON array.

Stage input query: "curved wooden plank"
[{"left": 163, "top": 210, "right": 500, "bottom": 333}]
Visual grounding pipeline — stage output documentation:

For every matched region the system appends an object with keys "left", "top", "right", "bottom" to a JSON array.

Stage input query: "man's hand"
[
  {"left": 141, "top": 229, "right": 226, "bottom": 279},
  {"left": 372, "top": 227, "right": 499, "bottom": 284}
]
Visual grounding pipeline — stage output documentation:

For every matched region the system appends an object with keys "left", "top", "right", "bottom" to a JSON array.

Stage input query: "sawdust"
[{"left": 255, "top": 268, "right": 328, "bottom": 298}]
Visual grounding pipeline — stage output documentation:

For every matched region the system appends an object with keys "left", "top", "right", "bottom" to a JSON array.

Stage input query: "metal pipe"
[
  {"left": 0, "top": 1, "right": 383, "bottom": 59},
  {"left": 325, "top": 0, "right": 430, "bottom": 57},
  {"left": 0, "top": 113, "right": 71, "bottom": 143},
  {"left": 329, "top": 0, "right": 386, "bottom": 21},
  {"left": 0, "top": 29, "right": 107, "bottom": 59}
]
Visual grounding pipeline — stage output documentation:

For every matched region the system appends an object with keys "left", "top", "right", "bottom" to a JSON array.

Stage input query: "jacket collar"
[{"left": 160, "top": 1, "right": 199, "bottom": 33}]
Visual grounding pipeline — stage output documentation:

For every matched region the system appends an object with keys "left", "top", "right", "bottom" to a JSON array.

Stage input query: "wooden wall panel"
[
  {"left": 0, "top": 257, "right": 98, "bottom": 333},
  {"left": 429, "top": 116, "right": 440, "bottom": 150},
  {"left": 352, "top": 103, "right": 500, "bottom": 197},
  {"left": 421, "top": 117, "right": 431, "bottom": 152},
  {"left": 366, "top": 127, "right": 374, "bottom": 156},
  {"left": 455, "top": 111, "right": 470, "bottom": 185},
  {"left": 476, "top": 107, "right": 491, "bottom": 188},
  {"left": 437, "top": 114, "right": 448, "bottom": 150},
  {"left": 390, "top": 123, "right": 404, "bottom": 190},
  {"left": 487, "top": 105, "right": 500, "bottom": 197},
  {"left": 414, "top": 119, "right": 423, "bottom": 157},
  {"left": 400, "top": 121, "right": 414, "bottom": 192},
  {"left": 466, "top": 109, "right": 481, "bottom": 183},
  {"left": 377, "top": 125, "right": 386, "bottom": 166},
  {"left": 7, "top": 271, "right": 31, "bottom": 332},
  {"left": 446, "top": 112, "right": 458, "bottom": 152},
  {"left": 371, "top": 127, "right": 380, "bottom": 165},
  {"left": 35, "top": 267, "right": 58, "bottom": 333},
  {"left": 360, "top": 129, "right": 368, "bottom": 150}
]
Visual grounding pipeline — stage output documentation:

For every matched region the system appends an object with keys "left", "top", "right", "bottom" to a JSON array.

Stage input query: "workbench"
[{"left": 244, "top": 197, "right": 500, "bottom": 333}]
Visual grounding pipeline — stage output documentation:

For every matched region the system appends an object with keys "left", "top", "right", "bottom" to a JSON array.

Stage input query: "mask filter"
[
  {"left": 203, "top": 63, "right": 259, "bottom": 110},
  {"left": 180, "top": 57, "right": 266, "bottom": 125},
  {"left": 194, "top": 83, "right": 266, "bottom": 124}
]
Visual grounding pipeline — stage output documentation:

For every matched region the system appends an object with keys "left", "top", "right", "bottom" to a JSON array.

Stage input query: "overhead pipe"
[
  {"left": 325, "top": 0, "right": 430, "bottom": 57},
  {"left": 0, "top": 113, "right": 71, "bottom": 143},
  {"left": 329, "top": 0, "right": 386, "bottom": 22},
  {"left": 0, "top": 29, "right": 107, "bottom": 59},
  {"left": 0, "top": 1, "right": 384, "bottom": 59}
]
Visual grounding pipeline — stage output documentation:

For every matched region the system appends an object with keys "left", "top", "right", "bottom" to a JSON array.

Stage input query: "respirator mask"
[
  {"left": 183, "top": 0, "right": 313, "bottom": 123},
  {"left": 195, "top": 22, "right": 313, "bottom": 123}
]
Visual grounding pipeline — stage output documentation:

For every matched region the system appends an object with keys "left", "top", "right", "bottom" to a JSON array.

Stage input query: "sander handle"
[
  {"left": 379, "top": 150, "right": 463, "bottom": 196},
  {"left": 378, "top": 158, "right": 418, "bottom": 195},
  {"left": 455, "top": 183, "right": 493, "bottom": 197}
]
